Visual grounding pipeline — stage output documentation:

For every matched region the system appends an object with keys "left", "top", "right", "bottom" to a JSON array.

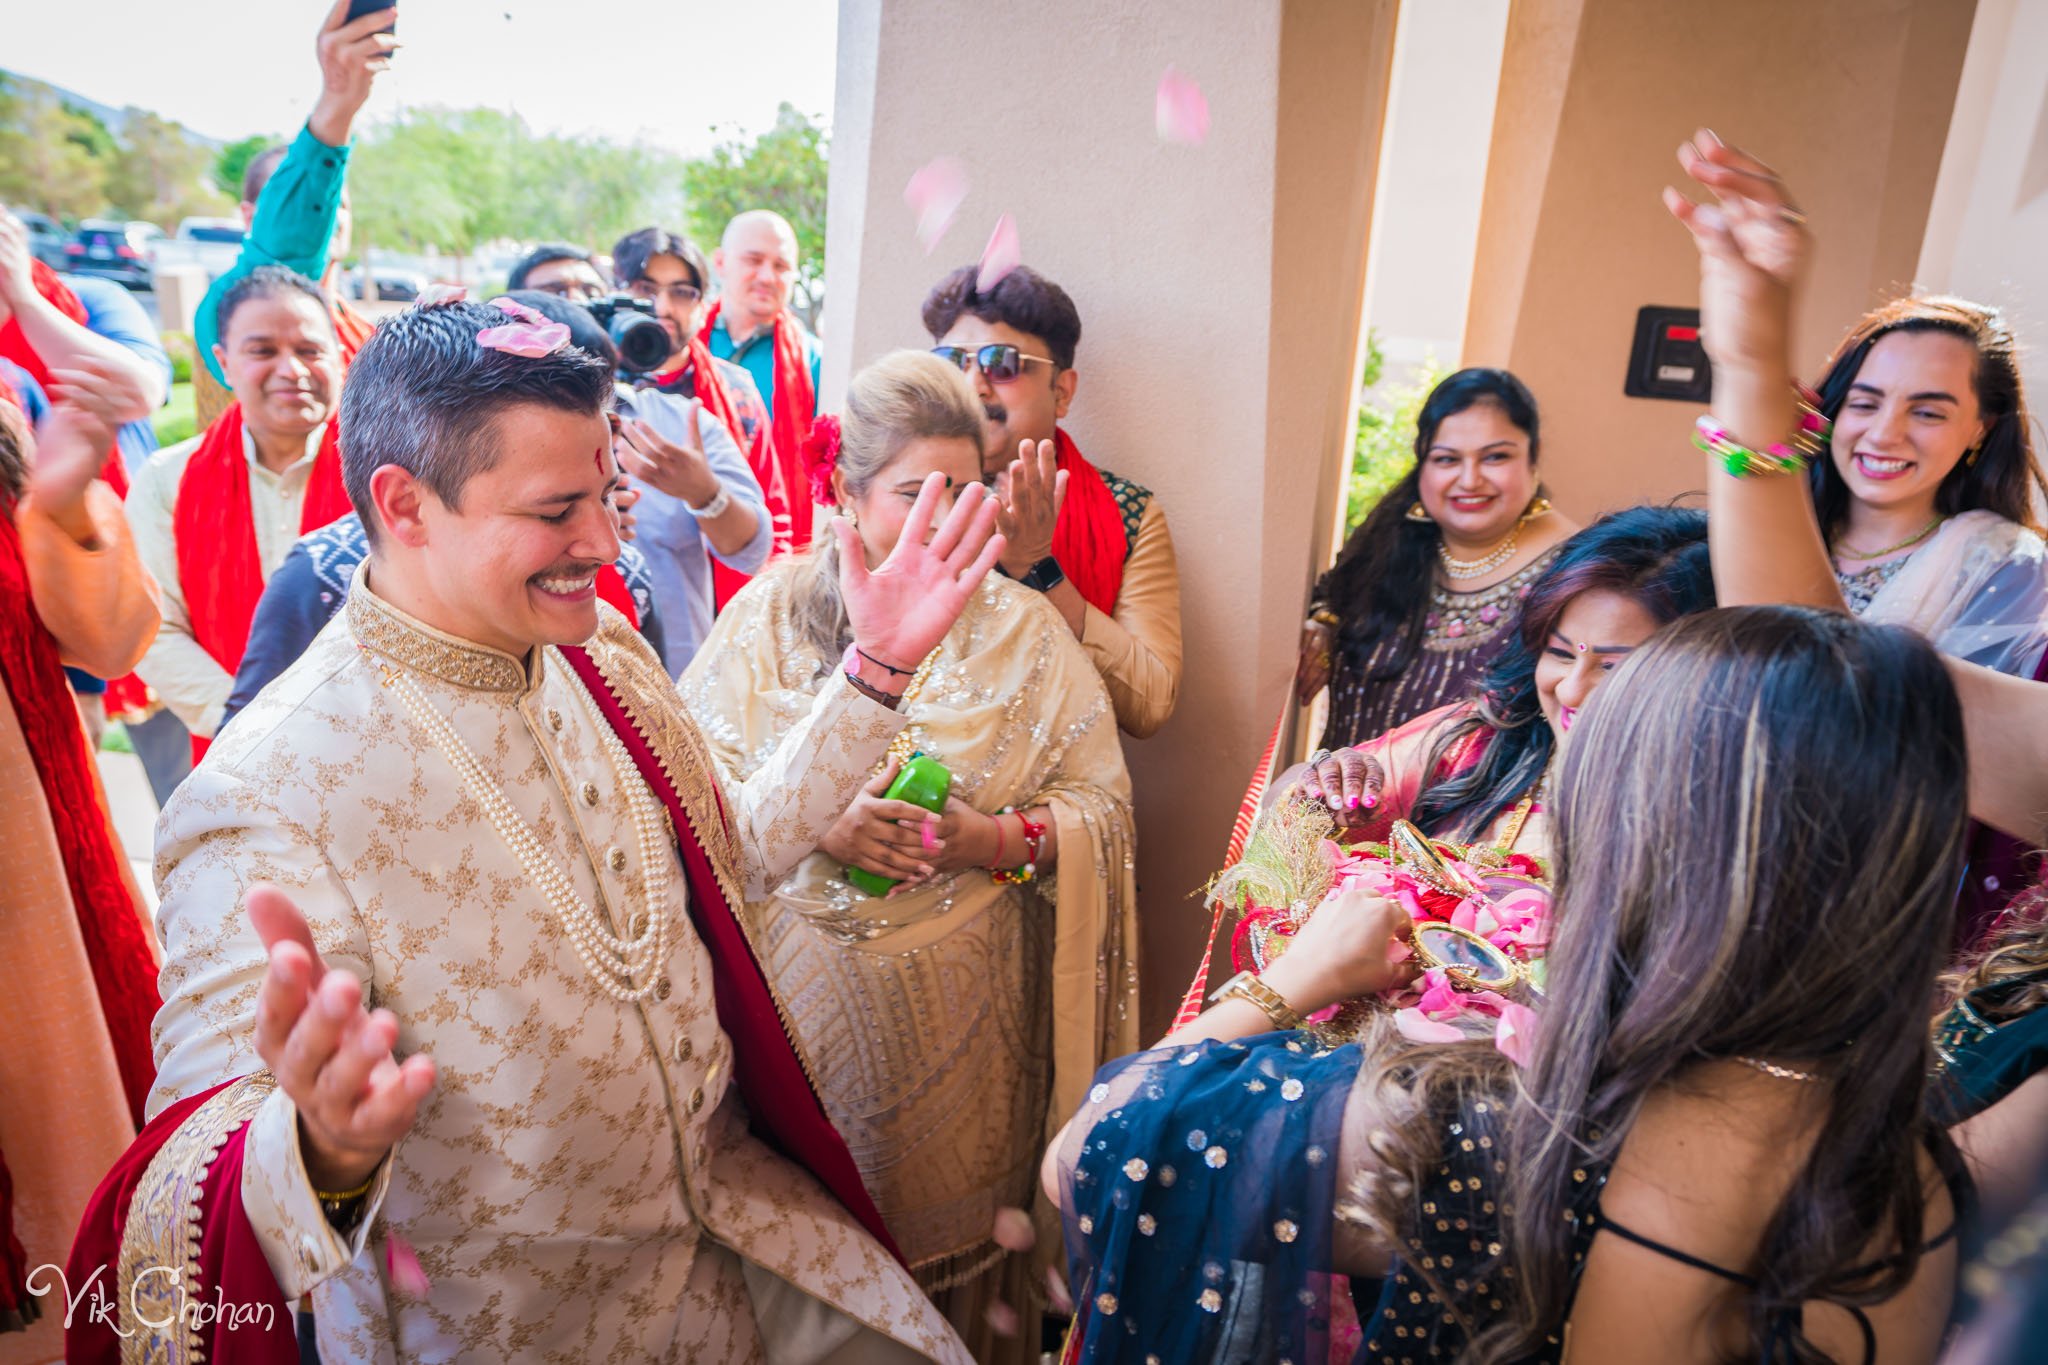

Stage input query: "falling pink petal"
[
  {"left": 985, "top": 1301, "right": 1022, "bottom": 1337},
  {"left": 385, "top": 1231, "right": 431, "bottom": 1297},
  {"left": 1155, "top": 66, "right": 1210, "bottom": 145},
  {"left": 416, "top": 283, "right": 467, "bottom": 308},
  {"left": 1394, "top": 1006, "right": 1465, "bottom": 1044},
  {"left": 1494, "top": 1001, "right": 1540, "bottom": 1068},
  {"left": 976, "top": 214, "right": 1021, "bottom": 293},
  {"left": 992, "top": 1205, "right": 1035, "bottom": 1252},
  {"left": 904, "top": 156, "right": 970, "bottom": 254}
]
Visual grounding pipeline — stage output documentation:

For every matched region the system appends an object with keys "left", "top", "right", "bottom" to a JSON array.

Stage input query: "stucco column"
[
  {"left": 827, "top": 0, "right": 1399, "bottom": 1033},
  {"left": 1464, "top": 0, "right": 1977, "bottom": 514}
]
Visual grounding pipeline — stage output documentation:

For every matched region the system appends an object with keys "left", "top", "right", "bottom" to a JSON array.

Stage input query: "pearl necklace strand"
[
  {"left": 1438, "top": 533, "right": 1520, "bottom": 580},
  {"left": 380, "top": 659, "right": 671, "bottom": 1003}
]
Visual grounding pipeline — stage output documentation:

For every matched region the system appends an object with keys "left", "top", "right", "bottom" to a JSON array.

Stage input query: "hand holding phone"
[{"left": 312, "top": 0, "right": 399, "bottom": 147}]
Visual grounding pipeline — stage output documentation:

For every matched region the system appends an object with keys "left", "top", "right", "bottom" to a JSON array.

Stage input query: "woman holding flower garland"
[
  {"left": 1049, "top": 607, "right": 1970, "bottom": 1365},
  {"left": 679, "top": 349, "right": 1136, "bottom": 1362},
  {"left": 1276, "top": 504, "right": 1715, "bottom": 864},
  {"left": 1297, "top": 370, "right": 1580, "bottom": 749}
]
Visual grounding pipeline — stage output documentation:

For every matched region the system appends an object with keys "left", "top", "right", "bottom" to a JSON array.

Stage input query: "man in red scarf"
[
  {"left": 923, "top": 264, "right": 1184, "bottom": 738},
  {"left": 126, "top": 268, "right": 349, "bottom": 758},
  {"left": 705, "top": 210, "right": 822, "bottom": 550},
  {"left": 65, "top": 299, "right": 999, "bottom": 1363}
]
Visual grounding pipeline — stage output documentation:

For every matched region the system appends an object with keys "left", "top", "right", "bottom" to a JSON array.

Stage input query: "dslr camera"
[{"left": 584, "top": 294, "right": 675, "bottom": 376}]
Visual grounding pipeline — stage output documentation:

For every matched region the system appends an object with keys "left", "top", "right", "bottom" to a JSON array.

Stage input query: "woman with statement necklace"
[{"left": 1300, "top": 369, "right": 1579, "bottom": 749}]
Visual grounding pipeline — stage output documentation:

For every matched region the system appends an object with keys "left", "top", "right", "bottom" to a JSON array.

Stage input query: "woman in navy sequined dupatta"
[{"left": 1051, "top": 608, "right": 1975, "bottom": 1364}]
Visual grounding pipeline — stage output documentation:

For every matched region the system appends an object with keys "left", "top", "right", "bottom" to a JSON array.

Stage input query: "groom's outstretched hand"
[
  {"left": 835, "top": 473, "right": 1004, "bottom": 677},
  {"left": 248, "top": 883, "right": 435, "bottom": 1193}
]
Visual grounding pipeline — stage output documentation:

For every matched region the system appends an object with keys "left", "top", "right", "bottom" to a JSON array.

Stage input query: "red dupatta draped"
[
  {"left": 647, "top": 334, "right": 793, "bottom": 611},
  {"left": 174, "top": 405, "right": 351, "bottom": 758},
  {"left": 329, "top": 297, "right": 375, "bottom": 364},
  {"left": 1049, "top": 428, "right": 1128, "bottom": 616},
  {"left": 700, "top": 301, "right": 814, "bottom": 552},
  {"left": 0, "top": 262, "right": 128, "bottom": 497},
  {"left": 562, "top": 644, "right": 905, "bottom": 1265}
]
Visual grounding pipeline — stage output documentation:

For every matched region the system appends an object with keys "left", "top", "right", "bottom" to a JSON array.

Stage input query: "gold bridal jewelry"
[
  {"left": 1436, "top": 497, "right": 1552, "bottom": 580},
  {"left": 1833, "top": 515, "right": 1943, "bottom": 562},
  {"left": 378, "top": 656, "right": 673, "bottom": 1003}
]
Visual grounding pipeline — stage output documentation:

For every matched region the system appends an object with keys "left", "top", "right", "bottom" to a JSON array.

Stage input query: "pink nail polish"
[
  {"left": 1348, "top": 795, "right": 1361, "bottom": 810},
  {"left": 1363, "top": 794, "right": 1377, "bottom": 809}
]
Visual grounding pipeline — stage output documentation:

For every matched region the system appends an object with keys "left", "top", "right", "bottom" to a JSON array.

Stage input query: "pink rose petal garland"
[{"left": 476, "top": 296, "right": 571, "bottom": 358}]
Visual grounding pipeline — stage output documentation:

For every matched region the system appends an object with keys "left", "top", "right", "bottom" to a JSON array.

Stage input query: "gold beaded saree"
[{"left": 681, "top": 566, "right": 1138, "bottom": 1353}]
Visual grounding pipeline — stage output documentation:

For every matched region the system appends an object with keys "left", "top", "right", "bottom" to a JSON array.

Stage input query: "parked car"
[
  {"left": 17, "top": 211, "right": 71, "bottom": 271},
  {"left": 148, "top": 217, "right": 246, "bottom": 282},
  {"left": 66, "top": 219, "right": 158, "bottom": 289},
  {"left": 341, "top": 266, "right": 429, "bottom": 302}
]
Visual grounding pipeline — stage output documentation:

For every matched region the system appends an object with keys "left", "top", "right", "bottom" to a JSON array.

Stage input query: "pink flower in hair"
[
  {"left": 803, "top": 414, "right": 843, "bottom": 505},
  {"left": 476, "top": 296, "right": 571, "bottom": 358}
]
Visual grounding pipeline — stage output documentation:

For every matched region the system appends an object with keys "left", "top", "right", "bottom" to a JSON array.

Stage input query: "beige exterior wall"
[
  {"left": 826, "top": 0, "right": 1399, "bottom": 1033},
  {"left": 1463, "top": 0, "right": 1978, "bottom": 517},
  {"left": 1916, "top": 0, "right": 2048, "bottom": 407}
]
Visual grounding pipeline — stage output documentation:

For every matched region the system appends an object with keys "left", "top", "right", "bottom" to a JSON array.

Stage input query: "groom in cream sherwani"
[{"left": 69, "top": 299, "right": 1004, "bottom": 1364}]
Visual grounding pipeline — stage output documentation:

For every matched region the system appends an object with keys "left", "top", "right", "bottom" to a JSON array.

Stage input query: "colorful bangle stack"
[
  {"left": 1693, "top": 388, "right": 1830, "bottom": 479},
  {"left": 990, "top": 806, "right": 1046, "bottom": 884}
]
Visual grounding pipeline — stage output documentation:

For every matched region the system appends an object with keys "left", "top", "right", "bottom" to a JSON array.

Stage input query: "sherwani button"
[
  {"left": 673, "top": 1035, "right": 693, "bottom": 1062},
  {"left": 547, "top": 707, "right": 564, "bottom": 732},
  {"left": 629, "top": 911, "right": 649, "bottom": 937},
  {"left": 580, "top": 781, "right": 600, "bottom": 807},
  {"left": 655, "top": 977, "right": 673, "bottom": 1001},
  {"left": 607, "top": 846, "right": 628, "bottom": 872},
  {"left": 688, "top": 1087, "right": 705, "bottom": 1114}
]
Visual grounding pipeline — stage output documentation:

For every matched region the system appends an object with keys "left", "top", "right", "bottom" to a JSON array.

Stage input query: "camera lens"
[{"left": 610, "top": 312, "right": 674, "bottom": 374}]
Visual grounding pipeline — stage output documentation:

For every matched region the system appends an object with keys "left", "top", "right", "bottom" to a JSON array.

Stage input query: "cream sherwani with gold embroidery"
[{"left": 146, "top": 565, "right": 970, "bottom": 1363}]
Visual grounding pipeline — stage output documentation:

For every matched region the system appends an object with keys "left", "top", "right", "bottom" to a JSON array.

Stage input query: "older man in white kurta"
[{"left": 141, "top": 576, "right": 967, "bottom": 1362}]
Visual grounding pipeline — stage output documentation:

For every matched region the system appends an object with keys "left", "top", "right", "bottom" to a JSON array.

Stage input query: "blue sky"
[{"left": 6, "top": 0, "right": 838, "bottom": 155}]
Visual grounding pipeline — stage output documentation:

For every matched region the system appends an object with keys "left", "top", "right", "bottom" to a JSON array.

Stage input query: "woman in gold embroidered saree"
[{"left": 681, "top": 351, "right": 1138, "bottom": 1360}]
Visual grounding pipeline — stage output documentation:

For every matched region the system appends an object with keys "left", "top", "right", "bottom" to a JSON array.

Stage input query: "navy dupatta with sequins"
[{"left": 1059, "top": 1033, "right": 1364, "bottom": 1363}]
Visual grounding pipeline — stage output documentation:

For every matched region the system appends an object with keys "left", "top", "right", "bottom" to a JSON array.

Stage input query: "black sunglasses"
[{"left": 931, "top": 344, "right": 1056, "bottom": 384}]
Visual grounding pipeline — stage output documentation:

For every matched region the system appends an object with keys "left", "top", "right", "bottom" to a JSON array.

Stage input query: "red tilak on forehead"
[{"left": 594, "top": 445, "right": 607, "bottom": 475}]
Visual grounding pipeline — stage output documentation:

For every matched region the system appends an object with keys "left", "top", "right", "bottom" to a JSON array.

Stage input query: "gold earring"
[
  {"left": 1967, "top": 444, "right": 1983, "bottom": 468},
  {"left": 1405, "top": 502, "right": 1433, "bottom": 524},
  {"left": 1517, "top": 496, "right": 1553, "bottom": 529}
]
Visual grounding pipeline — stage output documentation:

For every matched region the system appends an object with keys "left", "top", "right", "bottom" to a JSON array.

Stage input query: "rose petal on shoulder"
[{"left": 1495, "top": 1001, "right": 1540, "bottom": 1068}]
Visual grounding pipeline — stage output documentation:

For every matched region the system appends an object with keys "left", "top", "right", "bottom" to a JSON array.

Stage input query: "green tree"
[
  {"left": 214, "top": 134, "right": 276, "bottom": 206},
  {"left": 1344, "top": 330, "right": 1443, "bottom": 534},
  {"left": 0, "top": 76, "right": 109, "bottom": 218},
  {"left": 682, "top": 103, "right": 829, "bottom": 323},
  {"left": 105, "top": 110, "right": 231, "bottom": 225},
  {"left": 62, "top": 101, "right": 118, "bottom": 163}
]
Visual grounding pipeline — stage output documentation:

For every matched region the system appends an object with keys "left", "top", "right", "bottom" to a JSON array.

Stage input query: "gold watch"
[{"left": 1212, "top": 970, "right": 1306, "bottom": 1032}]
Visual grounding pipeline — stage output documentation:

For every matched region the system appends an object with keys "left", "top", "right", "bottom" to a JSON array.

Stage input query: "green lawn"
[{"left": 155, "top": 381, "right": 196, "bottom": 447}]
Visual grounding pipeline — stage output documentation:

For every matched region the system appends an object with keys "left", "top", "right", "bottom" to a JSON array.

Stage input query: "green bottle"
[{"left": 845, "top": 752, "right": 953, "bottom": 898}]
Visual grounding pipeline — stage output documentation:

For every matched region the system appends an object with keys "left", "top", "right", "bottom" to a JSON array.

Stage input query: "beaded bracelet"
[
  {"left": 991, "top": 806, "right": 1046, "bottom": 884},
  {"left": 1693, "top": 391, "right": 1830, "bottom": 479}
]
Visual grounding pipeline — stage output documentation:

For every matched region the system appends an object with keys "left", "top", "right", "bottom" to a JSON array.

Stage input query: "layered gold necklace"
[
  {"left": 1833, "top": 515, "right": 1944, "bottom": 562},
  {"left": 1438, "top": 498, "right": 1553, "bottom": 580}
]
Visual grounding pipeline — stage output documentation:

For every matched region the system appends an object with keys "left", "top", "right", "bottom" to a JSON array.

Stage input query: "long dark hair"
[
  {"left": 1357, "top": 608, "right": 1971, "bottom": 1363},
  {"left": 1314, "top": 369, "right": 1541, "bottom": 681},
  {"left": 1809, "top": 295, "right": 2044, "bottom": 537},
  {"left": 1412, "top": 505, "right": 1714, "bottom": 840}
]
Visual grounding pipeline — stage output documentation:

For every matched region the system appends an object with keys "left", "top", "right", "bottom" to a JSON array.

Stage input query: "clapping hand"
[
  {"left": 835, "top": 474, "right": 1004, "bottom": 673},
  {"left": 248, "top": 884, "right": 434, "bottom": 1192},
  {"left": 615, "top": 409, "right": 722, "bottom": 508},
  {"left": 995, "top": 438, "right": 1068, "bottom": 576},
  {"left": 1663, "top": 128, "right": 1808, "bottom": 372}
]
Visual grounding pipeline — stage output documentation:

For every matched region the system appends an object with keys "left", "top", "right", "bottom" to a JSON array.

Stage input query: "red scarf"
[
  {"left": 0, "top": 261, "right": 128, "bottom": 497},
  {"left": 700, "top": 300, "right": 815, "bottom": 549},
  {"left": 649, "top": 335, "right": 793, "bottom": 610},
  {"left": 330, "top": 296, "right": 376, "bottom": 364},
  {"left": 1051, "top": 428, "right": 1129, "bottom": 615},
  {"left": 175, "top": 405, "right": 351, "bottom": 756}
]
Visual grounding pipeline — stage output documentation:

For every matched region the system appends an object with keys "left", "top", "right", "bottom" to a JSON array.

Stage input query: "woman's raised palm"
[{"left": 836, "top": 474, "right": 1006, "bottom": 669}]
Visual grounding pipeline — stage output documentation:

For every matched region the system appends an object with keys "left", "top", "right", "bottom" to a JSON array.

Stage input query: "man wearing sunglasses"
[{"left": 922, "top": 264, "right": 1183, "bottom": 739}]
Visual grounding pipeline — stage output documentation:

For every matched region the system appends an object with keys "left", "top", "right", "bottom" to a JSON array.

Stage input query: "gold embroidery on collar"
[
  {"left": 345, "top": 563, "right": 531, "bottom": 692},
  {"left": 119, "top": 1074, "right": 276, "bottom": 1365}
]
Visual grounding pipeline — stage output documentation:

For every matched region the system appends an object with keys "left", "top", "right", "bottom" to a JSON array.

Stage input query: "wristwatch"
[
  {"left": 1211, "top": 970, "right": 1306, "bottom": 1032},
  {"left": 686, "top": 484, "right": 733, "bottom": 520},
  {"left": 1012, "top": 556, "right": 1066, "bottom": 594}
]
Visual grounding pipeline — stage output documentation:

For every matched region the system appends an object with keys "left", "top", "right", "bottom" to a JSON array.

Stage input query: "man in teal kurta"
[{"left": 196, "top": 0, "right": 393, "bottom": 382}]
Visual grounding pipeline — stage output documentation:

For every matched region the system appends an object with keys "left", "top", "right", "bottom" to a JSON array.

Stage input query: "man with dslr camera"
[{"left": 611, "top": 226, "right": 789, "bottom": 597}]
